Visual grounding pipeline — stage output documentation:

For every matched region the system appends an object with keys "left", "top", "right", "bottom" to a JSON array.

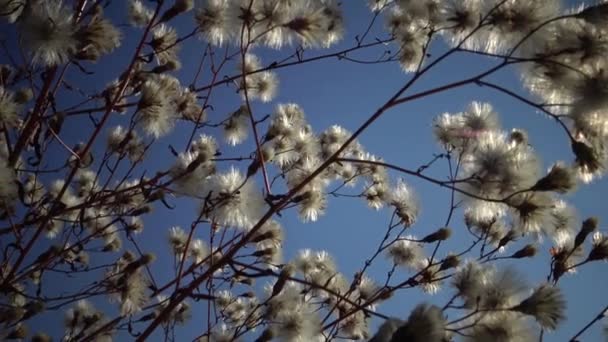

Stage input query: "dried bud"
[
  {"left": 421, "top": 227, "right": 452, "bottom": 243},
  {"left": 285, "top": 18, "right": 312, "bottom": 35},
  {"left": 124, "top": 253, "right": 155, "bottom": 273},
  {"left": 262, "top": 146, "right": 275, "bottom": 162},
  {"left": 159, "top": 0, "right": 194, "bottom": 23},
  {"left": 30, "top": 269, "right": 42, "bottom": 285},
  {"left": 34, "top": 245, "right": 62, "bottom": 265},
  {"left": 588, "top": 232, "right": 608, "bottom": 261},
  {"left": 255, "top": 328, "right": 274, "bottom": 342},
  {"left": 47, "top": 112, "right": 65, "bottom": 137},
  {"left": 237, "top": 277, "right": 254, "bottom": 286},
  {"left": 390, "top": 304, "right": 445, "bottom": 341},
  {"left": 130, "top": 205, "right": 152, "bottom": 216},
  {"left": 0, "top": 306, "right": 24, "bottom": 323},
  {"left": 572, "top": 141, "right": 601, "bottom": 174},
  {"left": 0, "top": 64, "right": 12, "bottom": 81},
  {"left": 583, "top": 217, "right": 599, "bottom": 232},
  {"left": 236, "top": 291, "right": 252, "bottom": 299},
  {"left": 498, "top": 230, "right": 516, "bottom": 248},
  {"left": 246, "top": 158, "right": 261, "bottom": 178},
  {"left": 102, "top": 237, "right": 122, "bottom": 252},
  {"left": 532, "top": 163, "right": 576, "bottom": 193},
  {"left": 14, "top": 88, "right": 33, "bottom": 104},
  {"left": 141, "top": 253, "right": 156, "bottom": 265},
  {"left": 511, "top": 244, "right": 537, "bottom": 259},
  {"left": 271, "top": 264, "right": 295, "bottom": 297},
  {"left": 252, "top": 248, "right": 275, "bottom": 258},
  {"left": 185, "top": 154, "right": 205, "bottom": 173},
  {"left": 439, "top": 254, "right": 460, "bottom": 271},
  {"left": 69, "top": 143, "right": 94, "bottom": 168},
  {"left": 574, "top": 217, "right": 599, "bottom": 248},
  {"left": 510, "top": 129, "right": 528, "bottom": 145},
  {"left": 23, "top": 301, "right": 45, "bottom": 320},
  {"left": 576, "top": 2, "right": 608, "bottom": 25},
  {"left": 251, "top": 231, "right": 274, "bottom": 243},
  {"left": 552, "top": 259, "right": 568, "bottom": 283},
  {"left": 151, "top": 60, "right": 182, "bottom": 73},
  {"left": 369, "top": 318, "right": 405, "bottom": 342},
  {"left": 147, "top": 189, "right": 165, "bottom": 202},
  {"left": 84, "top": 312, "right": 103, "bottom": 326},
  {"left": 122, "top": 250, "right": 137, "bottom": 263},
  {"left": 6, "top": 324, "right": 27, "bottom": 339},
  {"left": 32, "top": 333, "right": 52, "bottom": 342}
]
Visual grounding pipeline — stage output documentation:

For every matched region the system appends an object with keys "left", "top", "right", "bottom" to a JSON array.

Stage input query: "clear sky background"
[{"left": 5, "top": 0, "right": 608, "bottom": 341}]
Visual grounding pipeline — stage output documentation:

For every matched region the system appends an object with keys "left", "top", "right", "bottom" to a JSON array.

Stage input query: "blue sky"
[{"left": 5, "top": 0, "right": 608, "bottom": 340}]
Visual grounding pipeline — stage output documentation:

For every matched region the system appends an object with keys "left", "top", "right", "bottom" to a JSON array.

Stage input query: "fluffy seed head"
[{"left": 514, "top": 284, "right": 566, "bottom": 330}]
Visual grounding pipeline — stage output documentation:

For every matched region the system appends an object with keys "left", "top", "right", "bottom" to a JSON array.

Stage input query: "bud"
[
  {"left": 421, "top": 227, "right": 452, "bottom": 243},
  {"left": 532, "top": 163, "right": 576, "bottom": 193},
  {"left": 439, "top": 254, "right": 460, "bottom": 271},
  {"left": 511, "top": 244, "right": 537, "bottom": 259}
]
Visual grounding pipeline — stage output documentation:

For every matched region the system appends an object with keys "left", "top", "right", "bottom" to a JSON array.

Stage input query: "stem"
[{"left": 569, "top": 303, "right": 608, "bottom": 341}]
